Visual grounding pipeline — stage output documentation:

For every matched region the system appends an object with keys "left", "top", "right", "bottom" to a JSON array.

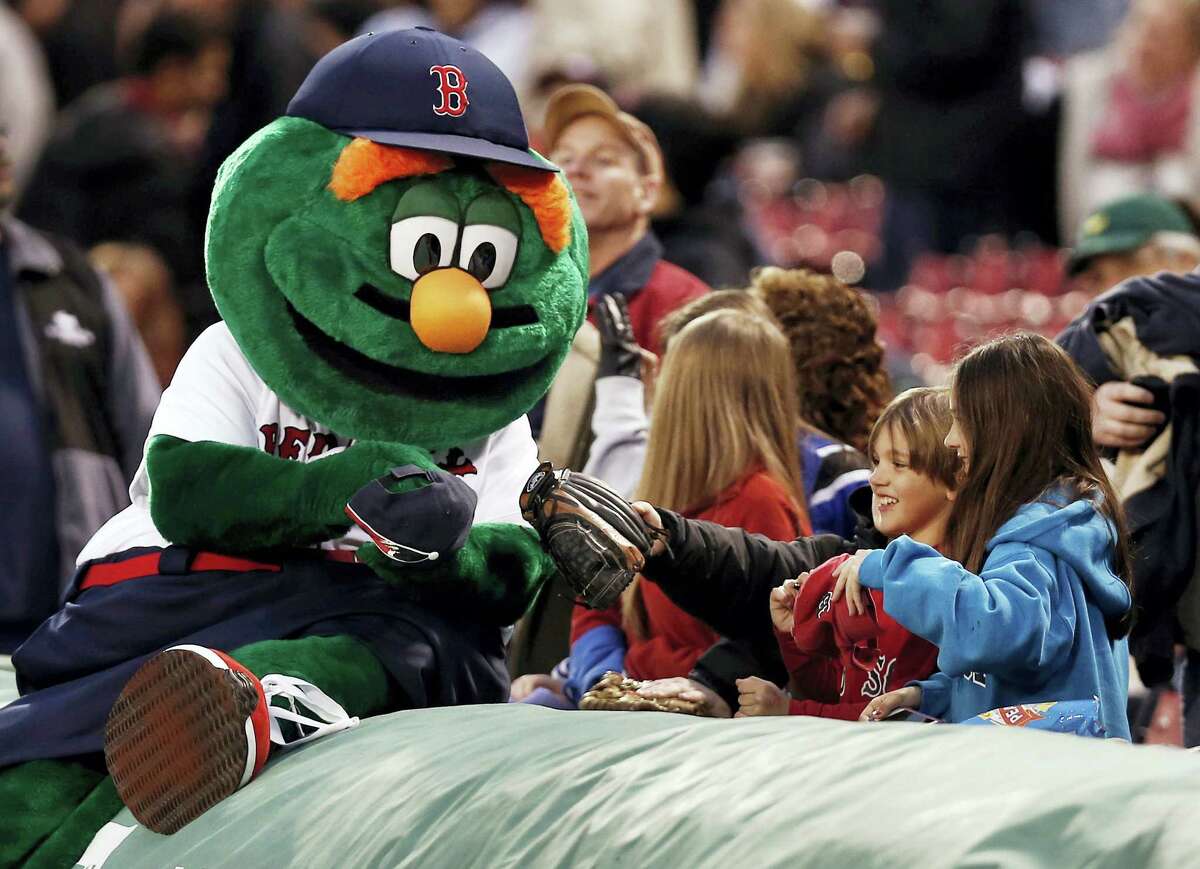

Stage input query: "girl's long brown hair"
[
  {"left": 945, "top": 333, "right": 1133, "bottom": 639},
  {"left": 636, "top": 309, "right": 805, "bottom": 515},
  {"left": 626, "top": 309, "right": 806, "bottom": 639}
]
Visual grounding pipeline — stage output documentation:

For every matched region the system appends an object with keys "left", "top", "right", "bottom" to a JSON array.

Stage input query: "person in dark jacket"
[
  {"left": 0, "top": 126, "right": 159, "bottom": 653},
  {"left": 739, "top": 387, "right": 957, "bottom": 721},
  {"left": 1057, "top": 268, "right": 1200, "bottom": 744}
]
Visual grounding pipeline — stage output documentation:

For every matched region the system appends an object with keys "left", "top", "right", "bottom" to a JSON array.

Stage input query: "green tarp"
[
  {"left": 4, "top": 663, "right": 1198, "bottom": 867},
  {"left": 62, "top": 701, "right": 1200, "bottom": 868}
]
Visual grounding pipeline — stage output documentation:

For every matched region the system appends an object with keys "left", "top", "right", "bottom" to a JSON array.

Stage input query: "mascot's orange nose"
[{"left": 409, "top": 268, "right": 492, "bottom": 353}]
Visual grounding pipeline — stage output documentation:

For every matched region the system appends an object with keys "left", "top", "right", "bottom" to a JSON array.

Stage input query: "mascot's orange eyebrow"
[
  {"left": 328, "top": 138, "right": 453, "bottom": 201},
  {"left": 328, "top": 138, "right": 571, "bottom": 254},
  {"left": 485, "top": 163, "right": 571, "bottom": 254}
]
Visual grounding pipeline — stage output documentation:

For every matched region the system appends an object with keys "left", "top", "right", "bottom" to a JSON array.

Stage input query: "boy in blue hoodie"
[{"left": 833, "top": 334, "right": 1134, "bottom": 739}]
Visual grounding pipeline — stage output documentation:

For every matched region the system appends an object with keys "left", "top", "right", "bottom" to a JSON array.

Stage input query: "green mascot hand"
[
  {"left": 147, "top": 434, "right": 437, "bottom": 551},
  {"left": 356, "top": 523, "right": 556, "bottom": 626}
]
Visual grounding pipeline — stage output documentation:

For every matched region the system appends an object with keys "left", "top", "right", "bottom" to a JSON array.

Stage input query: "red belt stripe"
[
  {"left": 79, "top": 552, "right": 281, "bottom": 591},
  {"left": 78, "top": 548, "right": 360, "bottom": 591}
]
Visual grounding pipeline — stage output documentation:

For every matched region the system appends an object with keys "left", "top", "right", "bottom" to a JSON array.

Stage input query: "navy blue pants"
[{"left": 0, "top": 547, "right": 507, "bottom": 767}]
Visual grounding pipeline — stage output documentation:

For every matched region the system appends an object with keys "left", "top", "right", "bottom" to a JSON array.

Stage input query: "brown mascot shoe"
[{"left": 103, "top": 645, "right": 272, "bottom": 834}]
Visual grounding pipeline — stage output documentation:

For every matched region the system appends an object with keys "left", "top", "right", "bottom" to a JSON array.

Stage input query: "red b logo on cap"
[{"left": 430, "top": 65, "right": 469, "bottom": 118}]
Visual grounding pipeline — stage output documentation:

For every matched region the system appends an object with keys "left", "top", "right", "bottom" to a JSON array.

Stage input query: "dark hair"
[
  {"left": 946, "top": 333, "right": 1133, "bottom": 639},
  {"left": 128, "top": 11, "right": 218, "bottom": 77},
  {"left": 750, "top": 267, "right": 891, "bottom": 453}
]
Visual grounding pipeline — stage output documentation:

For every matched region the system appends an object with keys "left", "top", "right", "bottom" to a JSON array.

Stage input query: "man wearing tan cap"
[
  {"left": 513, "top": 86, "right": 709, "bottom": 682},
  {"left": 542, "top": 83, "right": 708, "bottom": 356}
]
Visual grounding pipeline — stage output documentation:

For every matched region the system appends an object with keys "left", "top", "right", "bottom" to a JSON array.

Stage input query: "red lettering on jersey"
[
  {"left": 260, "top": 423, "right": 279, "bottom": 455},
  {"left": 438, "top": 447, "right": 478, "bottom": 476},
  {"left": 430, "top": 65, "right": 469, "bottom": 118},
  {"left": 311, "top": 432, "right": 339, "bottom": 457},
  {"left": 278, "top": 426, "right": 310, "bottom": 461}
]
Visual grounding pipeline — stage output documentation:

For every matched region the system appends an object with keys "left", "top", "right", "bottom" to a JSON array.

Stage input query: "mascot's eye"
[
  {"left": 458, "top": 225, "right": 519, "bottom": 289},
  {"left": 390, "top": 216, "right": 458, "bottom": 280},
  {"left": 414, "top": 234, "right": 443, "bottom": 273}
]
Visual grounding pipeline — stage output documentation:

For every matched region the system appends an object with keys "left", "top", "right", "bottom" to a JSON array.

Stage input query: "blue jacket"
[
  {"left": 798, "top": 430, "right": 870, "bottom": 539},
  {"left": 859, "top": 494, "right": 1133, "bottom": 739}
]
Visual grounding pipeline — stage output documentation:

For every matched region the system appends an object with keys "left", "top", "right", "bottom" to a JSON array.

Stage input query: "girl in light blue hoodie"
[{"left": 832, "top": 333, "right": 1134, "bottom": 739}]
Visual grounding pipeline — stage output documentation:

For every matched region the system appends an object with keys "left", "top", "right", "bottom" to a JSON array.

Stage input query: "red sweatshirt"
[
  {"left": 572, "top": 470, "right": 809, "bottom": 680},
  {"left": 776, "top": 553, "right": 939, "bottom": 721},
  {"left": 586, "top": 258, "right": 709, "bottom": 357}
]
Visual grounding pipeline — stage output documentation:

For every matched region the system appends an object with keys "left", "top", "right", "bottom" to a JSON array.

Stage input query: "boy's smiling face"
[{"left": 869, "top": 424, "right": 955, "bottom": 546}]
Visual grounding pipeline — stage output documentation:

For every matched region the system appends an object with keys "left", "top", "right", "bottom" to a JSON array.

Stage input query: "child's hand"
[
  {"left": 832, "top": 549, "right": 871, "bottom": 616},
  {"left": 636, "top": 677, "right": 732, "bottom": 718},
  {"left": 509, "top": 673, "right": 565, "bottom": 702},
  {"left": 630, "top": 501, "right": 667, "bottom": 556},
  {"left": 859, "top": 685, "right": 922, "bottom": 722},
  {"left": 735, "top": 677, "right": 790, "bottom": 717},
  {"left": 769, "top": 573, "right": 808, "bottom": 634}
]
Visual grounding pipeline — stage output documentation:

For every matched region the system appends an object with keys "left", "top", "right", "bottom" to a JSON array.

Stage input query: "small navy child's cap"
[
  {"left": 287, "top": 27, "right": 555, "bottom": 172},
  {"left": 346, "top": 464, "right": 478, "bottom": 565}
]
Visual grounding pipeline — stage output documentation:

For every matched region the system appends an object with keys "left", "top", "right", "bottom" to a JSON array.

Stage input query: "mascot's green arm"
[
  {"left": 146, "top": 434, "right": 437, "bottom": 551},
  {"left": 357, "top": 523, "right": 559, "bottom": 626}
]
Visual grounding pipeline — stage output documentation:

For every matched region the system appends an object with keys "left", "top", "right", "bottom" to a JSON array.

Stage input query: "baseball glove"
[
  {"left": 579, "top": 672, "right": 707, "bottom": 716},
  {"left": 519, "top": 461, "right": 663, "bottom": 609}
]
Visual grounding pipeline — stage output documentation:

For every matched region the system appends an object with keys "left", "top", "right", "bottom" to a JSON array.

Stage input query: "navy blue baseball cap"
[
  {"left": 287, "top": 27, "right": 555, "bottom": 172},
  {"left": 345, "top": 464, "right": 478, "bottom": 565}
]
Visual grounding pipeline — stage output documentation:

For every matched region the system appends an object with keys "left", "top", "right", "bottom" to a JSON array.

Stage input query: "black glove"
[
  {"left": 519, "top": 461, "right": 663, "bottom": 609},
  {"left": 594, "top": 293, "right": 644, "bottom": 379}
]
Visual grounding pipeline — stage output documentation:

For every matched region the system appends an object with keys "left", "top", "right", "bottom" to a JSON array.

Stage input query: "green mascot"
[{"left": 0, "top": 27, "right": 587, "bottom": 868}]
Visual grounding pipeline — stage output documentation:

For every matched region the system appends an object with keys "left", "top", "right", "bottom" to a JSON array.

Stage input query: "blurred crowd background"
[{"left": 8, "top": 0, "right": 1200, "bottom": 391}]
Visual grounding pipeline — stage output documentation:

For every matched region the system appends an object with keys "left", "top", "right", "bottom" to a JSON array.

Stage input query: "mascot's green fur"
[
  {"left": 0, "top": 29, "right": 587, "bottom": 868},
  {"left": 148, "top": 115, "right": 586, "bottom": 615}
]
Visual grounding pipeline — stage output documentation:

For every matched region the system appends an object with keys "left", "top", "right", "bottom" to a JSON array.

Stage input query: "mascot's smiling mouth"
[{"left": 287, "top": 300, "right": 552, "bottom": 401}]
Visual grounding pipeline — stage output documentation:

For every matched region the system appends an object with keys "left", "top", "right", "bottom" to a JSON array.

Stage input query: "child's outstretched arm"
[
  {"left": 631, "top": 502, "right": 853, "bottom": 643},
  {"left": 911, "top": 672, "right": 953, "bottom": 718},
  {"left": 852, "top": 538, "right": 1072, "bottom": 680}
]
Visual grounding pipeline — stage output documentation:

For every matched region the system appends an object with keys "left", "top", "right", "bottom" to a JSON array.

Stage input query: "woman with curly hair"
[
  {"left": 747, "top": 267, "right": 891, "bottom": 538},
  {"left": 749, "top": 266, "right": 890, "bottom": 454}
]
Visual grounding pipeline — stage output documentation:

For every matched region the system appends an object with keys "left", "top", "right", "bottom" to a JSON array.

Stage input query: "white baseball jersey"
[{"left": 79, "top": 322, "right": 539, "bottom": 564}]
